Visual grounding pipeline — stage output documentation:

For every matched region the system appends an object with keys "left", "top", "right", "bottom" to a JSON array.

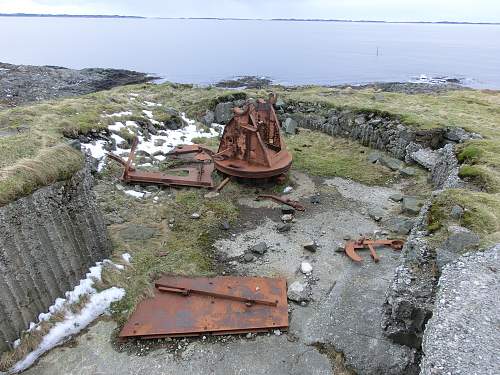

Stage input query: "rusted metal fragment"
[
  {"left": 119, "top": 276, "right": 288, "bottom": 340},
  {"left": 108, "top": 139, "right": 215, "bottom": 188},
  {"left": 256, "top": 194, "right": 306, "bottom": 211},
  {"left": 213, "top": 94, "right": 293, "bottom": 179},
  {"left": 344, "top": 238, "right": 404, "bottom": 263}
]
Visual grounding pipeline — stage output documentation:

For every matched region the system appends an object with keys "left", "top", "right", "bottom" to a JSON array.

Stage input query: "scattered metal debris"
[
  {"left": 256, "top": 194, "right": 306, "bottom": 211},
  {"left": 213, "top": 94, "right": 293, "bottom": 179},
  {"left": 344, "top": 238, "right": 404, "bottom": 263},
  {"left": 107, "top": 139, "right": 215, "bottom": 188},
  {"left": 119, "top": 276, "right": 288, "bottom": 340}
]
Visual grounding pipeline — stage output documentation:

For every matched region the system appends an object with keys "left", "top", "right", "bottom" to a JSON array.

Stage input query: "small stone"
[
  {"left": 310, "top": 195, "right": 321, "bottom": 204},
  {"left": 402, "top": 196, "right": 422, "bottom": 215},
  {"left": 169, "top": 218, "right": 175, "bottom": 224},
  {"left": 281, "top": 205, "right": 296, "bottom": 215},
  {"left": 367, "top": 152, "right": 381, "bottom": 163},
  {"left": 191, "top": 213, "right": 201, "bottom": 219},
  {"left": 335, "top": 244, "right": 345, "bottom": 253},
  {"left": 287, "top": 280, "right": 310, "bottom": 302},
  {"left": 450, "top": 205, "right": 464, "bottom": 220},
  {"left": 303, "top": 241, "right": 318, "bottom": 252},
  {"left": 273, "top": 330, "right": 282, "bottom": 336},
  {"left": 400, "top": 167, "right": 417, "bottom": 177},
  {"left": 251, "top": 242, "right": 268, "bottom": 255},
  {"left": 154, "top": 139, "right": 166, "bottom": 147},
  {"left": 277, "top": 223, "right": 292, "bottom": 233},
  {"left": 246, "top": 333, "right": 253, "bottom": 339},
  {"left": 283, "top": 118, "right": 298, "bottom": 135},
  {"left": 243, "top": 253, "right": 255, "bottom": 263},
  {"left": 283, "top": 186, "right": 293, "bottom": 194},
  {"left": 300, "top": 262, "right": 313, "bottom": 274},
  {"left": 204, "top": 191, "right": 220, "bottom": 199},
  {"left": 343, "top": 235, "right": 351, "bottom": 241},
  {"left": 368, "top": 207, "right": 385, "bottom": 221},
  {"left": 389, "top": 193, "right": 403, "bottom": 202},
  {"left": 379, "top": 156, "right": 404, "bottom": 171},
  {"left": 220, "top": 220, "right": 230, "bottom": 230},
  {"left": 281, "top": 214, "right": 294, "bottom": 223}
]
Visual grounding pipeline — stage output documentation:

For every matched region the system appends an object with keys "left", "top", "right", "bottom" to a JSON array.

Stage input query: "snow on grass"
[
  {"left": 142, "top": 110, "right": 154, "bottom": 119},
  {"left": 144, "top": 101, "right": 162, "bottom": 107},
  {"left": 121, "top": 253, "right": 132, "bottom": 263},
  {"left": 102, "top": 111, "right": 133, "bottom": 118},
  {"left": 81, "top": 113, "right": 220, "bottom": 174},
  {"left": 11, "top": 287, "right": 125, "bottom": 374},
  {"left": 124, "top": 190, "right": 145, "bottom": 199},
  {"left": 7, "top": 259, "right": 128, "bottom": 373}
]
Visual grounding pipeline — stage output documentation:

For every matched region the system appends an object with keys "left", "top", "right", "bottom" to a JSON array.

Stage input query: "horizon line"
[{"left": 0, "top": 13, "right": 499, "bottom": 25}]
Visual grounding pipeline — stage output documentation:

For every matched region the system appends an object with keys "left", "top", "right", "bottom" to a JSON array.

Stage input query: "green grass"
[
  {"left": 428, "top": 189, "right": 500, "bottom": 246},
  {"left": 95, "top": 184, "right": 239, "bottom": 325},
  {"left": 0, "top": 145, "right": 84, "bottom": 206},
  {"left": 286, "top": 128, "right": 395, "bottom": 185}
]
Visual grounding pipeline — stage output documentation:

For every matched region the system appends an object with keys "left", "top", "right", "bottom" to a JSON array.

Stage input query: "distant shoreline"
[{"left": 0, "top": 13, "right": 499, "bottom": 25}]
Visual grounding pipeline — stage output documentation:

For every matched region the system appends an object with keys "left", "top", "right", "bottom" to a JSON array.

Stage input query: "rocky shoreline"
[{"left": 0, "top": 62, "right": 153, "bottom": 108}]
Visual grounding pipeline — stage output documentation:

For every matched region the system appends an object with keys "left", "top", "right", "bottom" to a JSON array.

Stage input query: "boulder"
[
  {"left": 283, "top": 118, "right": 298, "bottom": 135},
  {"left": 402, "top": 196, "right": 422, "bottom": 215},
  {"left": 369, "top": 207, "right": 385, "bottom": 222},
  {"left": 215, "top": 102, "right": 234, "bottom": 124},
  {"left": 303, "top": 241, "right": 318, "bottom": 252},
  {"left": 399, "top": 167, "right": 417, "bottom": 177},
  {"left": 201, "top": 110, "right": 215, "bottom": 126},
  {"left": 389, "top": 193, "right": 403, "bottom": 202},
  {"left": 450, "top": 205, "right": 464, "bottom": 220},
  {"left": 410, "top": 148, "right": 439, "bottom": 170},
  {"left": 379, "top": 156, "right": 404, "bottom": 171},
  {"left": 382, "top": 216, "right": 416, "bottom": 235},
  {"left": 436, "top": 225, "right": 480, "bottom": 270},
  {"left": 250, "top": 242, "right": 268, "bottom": 255}
]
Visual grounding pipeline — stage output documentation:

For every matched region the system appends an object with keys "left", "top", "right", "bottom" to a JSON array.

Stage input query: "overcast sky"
[{"left": 0, "top": 0, "right": 499, "bottom": 22}]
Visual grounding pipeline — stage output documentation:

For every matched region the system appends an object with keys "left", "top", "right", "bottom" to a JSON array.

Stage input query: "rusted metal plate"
[
  {"left": 119, "top": 276, "right": 288, "bottom": 340},
  {"left": 213, "top": 94, "right": 292, "bottom": 179},
  {"left": 344, "top": 238, "right": 404, "bottom": 263}
]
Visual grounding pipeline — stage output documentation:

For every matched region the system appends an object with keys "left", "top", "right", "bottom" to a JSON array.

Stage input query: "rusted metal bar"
[
  {"left": 119, "top": 276, "right": 288, "bottom": 340},
  {"left": 256, "top": 194, "right": 306, "bottom": 211},
  {"left": 344, "top": 238, "right": 404, "bottom": 263},
  {"left": 215, "top": 176, "right": 231, "bottom": 192},
  {"left": 156, "top": 285, "right": 278, "bottom": 306}
]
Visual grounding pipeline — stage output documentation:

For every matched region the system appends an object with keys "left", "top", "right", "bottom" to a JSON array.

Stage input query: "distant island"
[{"left": 0, "top": 13, "right": 498, "bottom": 25}]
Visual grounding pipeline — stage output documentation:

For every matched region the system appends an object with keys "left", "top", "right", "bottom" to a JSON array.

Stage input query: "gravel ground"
[{"left": 420, "top": 244, "right": 500, "bottom": 375}]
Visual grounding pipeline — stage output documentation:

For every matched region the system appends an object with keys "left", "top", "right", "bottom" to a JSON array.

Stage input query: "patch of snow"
[
  {"left": 180, "top": 112, "right": 195, "bottom": 125},
  {"left": 81, "top": 140, "right": 107, "bottom": 159},
  {"left": 121, "top": 253, "right": 132, "bottom": 263},
  {"left": 144, "top": 101, "right": 162, "bottom": 107},
  {"left": 124, "top": 190, "right": 145, "bottom": 199},
  {"left": 154, "top": 155, "right": 166, "bottom": 161},
  {"left": 110, "top": 133, "right": 126, "bottom": 145},
  {"left": 129, "top": 93, "right": 139, "bottom": 97},
  {"left": 11, "top": 287, "right": 125, "bottom": 374},
  {"left": 108, "top": 122, "right": 125, "bottom": 132},
  {"left": 0, "top": 68, "right": 9, "bottom": 71},
  {"left": 103, "top": 111, "right": 133, "bottom": 118},
  {"left": 142, "top": 110, "right": 154, "bottom": 119},
  {"left": 125, "top": 121, "right": 138, "bottom": 128}
]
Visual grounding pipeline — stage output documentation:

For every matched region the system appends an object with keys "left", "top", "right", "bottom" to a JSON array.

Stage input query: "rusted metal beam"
[{"left": 256, "top": 194, "right": 306, "bottom": 211}]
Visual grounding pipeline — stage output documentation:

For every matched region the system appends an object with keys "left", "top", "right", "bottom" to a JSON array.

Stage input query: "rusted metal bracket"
[
  {"left": 107, "top": 138, "right": 215, "bottom": 188},
  {"left": 256, "top": 194, "right": 306, "bottom": 211},
  {"left": 119, "top": 276, "right": 288, "bottom": 340},
  {"left": 344, "top": 238, "right": 404, "bottom": 263}
]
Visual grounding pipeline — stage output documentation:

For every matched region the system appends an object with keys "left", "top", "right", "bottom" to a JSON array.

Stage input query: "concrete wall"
[{"left": 0, "top": 165, "right": 111, "bottom": 353}]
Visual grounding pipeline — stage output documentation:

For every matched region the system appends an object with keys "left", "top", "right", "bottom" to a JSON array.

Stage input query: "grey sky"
[{"left": 1, "top": 0, "right": 499, "bottom": 22}]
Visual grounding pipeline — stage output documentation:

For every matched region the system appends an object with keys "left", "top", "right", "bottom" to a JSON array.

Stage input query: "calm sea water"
[{"left": 1, "top": 17, "right": 500, "bottom": 88}]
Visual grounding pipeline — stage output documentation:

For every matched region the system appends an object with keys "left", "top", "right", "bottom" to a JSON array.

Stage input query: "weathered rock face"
[
  {"left": 381, "top": 204, "right": 437, "bottom": 349},
  {"left": 0, "top": 164, "right": 111, "bottom": 353},
  {"left": 420, "top": 244, "right": 500, "bottom": 375}
]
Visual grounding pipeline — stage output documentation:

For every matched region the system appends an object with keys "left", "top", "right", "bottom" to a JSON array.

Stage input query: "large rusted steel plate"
[{"left": 119, "top": 276, "right": 288, "bottom": 340}]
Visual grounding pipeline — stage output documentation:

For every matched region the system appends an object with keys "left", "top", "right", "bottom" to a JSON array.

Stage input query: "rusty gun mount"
[{"left": 213, "top": 93, "right": 293, "bottom": 179}]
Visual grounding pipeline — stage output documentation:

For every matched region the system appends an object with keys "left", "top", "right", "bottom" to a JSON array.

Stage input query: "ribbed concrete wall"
[{"left": 0, "top": 165, "right": 111, "bottom": 353}]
